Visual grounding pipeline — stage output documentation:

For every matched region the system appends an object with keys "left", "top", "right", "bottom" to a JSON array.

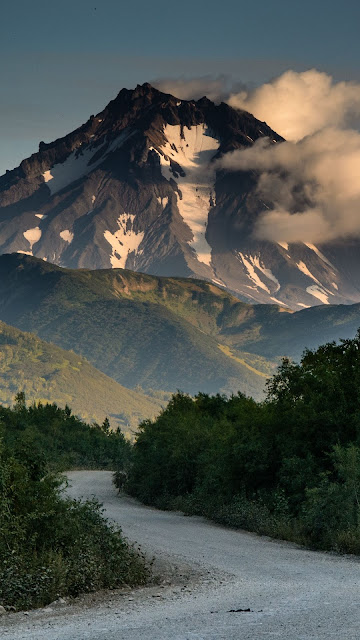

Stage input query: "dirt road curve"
[{"left": 3, "top": 470, "right": 360, "bottom": 639}]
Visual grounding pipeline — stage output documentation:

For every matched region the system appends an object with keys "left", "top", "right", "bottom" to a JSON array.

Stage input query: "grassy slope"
[
  {"left": 0, "top": 254, "right": 359, "bottom": 397},
  {"left": 0, "top": 321, "right": 162, "bottom": 433},
  {"left": 233, "top": 302, "right": 360, "bottom": 359},
  {"left": 0, "top": 255, "right": 274, "bottom": 398}
]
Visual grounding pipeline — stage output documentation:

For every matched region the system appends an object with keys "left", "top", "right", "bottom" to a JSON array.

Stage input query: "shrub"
[
  {"left": 0, "top": 444, "right": 148, "bottom": 610},
  {"left": 128, "top": 333, "right": 360, "bottom": 554}
]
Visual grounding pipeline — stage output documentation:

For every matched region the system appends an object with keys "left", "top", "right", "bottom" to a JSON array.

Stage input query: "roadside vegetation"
[
  {"left": 127, "top": 333, "right": 360, "bottom": 555},
  {"left": 3, "top": 329, "right": 360, "bottom": 611},
  {"left": 0, "top": 395, "right": 148, "bottom": 611},
  {"left": 1, "top": 392, "right": 132, "bottom": 471}
]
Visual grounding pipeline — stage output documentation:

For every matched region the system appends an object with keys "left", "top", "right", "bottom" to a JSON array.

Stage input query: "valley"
[{"left": 0, "top": 253, "right": 358, "bottom": 401}]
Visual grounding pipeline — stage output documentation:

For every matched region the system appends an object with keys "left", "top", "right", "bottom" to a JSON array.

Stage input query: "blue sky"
[{"left": 1, "top": 0, "right": 359, "bottom": 175}]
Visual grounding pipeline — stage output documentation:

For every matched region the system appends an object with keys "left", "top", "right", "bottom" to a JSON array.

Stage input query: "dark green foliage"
[
  {"left": 0, "top": 396, "right": 132, "bottom": 471},
  {"left": 128, "top": 332, "right": 360, "bottom": 554},
  {"left": 0, "top": 398, "right": 147, "bottom": 610},
  {"left": 0, "top": 445, "right": 148, "bottom": 610}
]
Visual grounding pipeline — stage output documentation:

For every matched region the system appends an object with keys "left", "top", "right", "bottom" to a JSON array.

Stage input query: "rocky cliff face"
[{"left": 1, "top": 82, "right": 359, "bottom": 310}]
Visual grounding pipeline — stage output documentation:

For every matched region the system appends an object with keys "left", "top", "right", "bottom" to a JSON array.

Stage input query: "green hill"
[
  {"left": 0, "top": 320, "right": 162, "bottom": 433},
  {"left": 0, "top": 255, "right": 276, "bottom": 398},
  {"left": 0, "top": 254, "right": 359, "bottom": 399},
  {"left": 228, "top": 302, "right": 360, "bottom": 360}
]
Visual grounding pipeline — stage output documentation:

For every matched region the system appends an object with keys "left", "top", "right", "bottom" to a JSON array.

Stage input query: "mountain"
[
  {"left": 0, "top": 254, "right": 278, "bottom": 399},
  {"left": 1, "top": 83, "right": 359, "bottom": 310},
  {"left": 0, "top": 320, "right": 163, "bottom": 432},
  {"left": 0, "top": 254, "right": 359, "bottom": 400}
]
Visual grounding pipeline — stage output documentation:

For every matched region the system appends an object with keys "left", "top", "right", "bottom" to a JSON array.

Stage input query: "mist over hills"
[{"left": 1, "top": 82, "right": 360, "bottom": 310}]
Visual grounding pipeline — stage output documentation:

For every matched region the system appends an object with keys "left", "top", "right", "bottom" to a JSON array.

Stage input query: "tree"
[
  {"left": 14, "top": 391, "right": 26, "bottom": 411},
  {"left": 101, "top": 417, "right": 111, "bottom": 434}
]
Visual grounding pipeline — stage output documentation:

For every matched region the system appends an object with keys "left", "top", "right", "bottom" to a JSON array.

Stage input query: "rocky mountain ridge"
[{"left": 1, "top": 83, "right": 360, "bottom": 310}]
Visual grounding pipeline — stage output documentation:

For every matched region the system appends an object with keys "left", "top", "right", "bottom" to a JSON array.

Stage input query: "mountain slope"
[
  {"left": 233, "top": 302, "right": 360, "bottom": 361},
  {"left": 0, "top": 320, "right": 162, "bottom": 431},
  {"left": 0, "top": 255, "right": 359, "bottom": 399},
  {"left": 0, "top": 254, "right": 277, "bottom": 398},
  {"left": 1, "top": 83, "right": 358, "bottom": 309}
]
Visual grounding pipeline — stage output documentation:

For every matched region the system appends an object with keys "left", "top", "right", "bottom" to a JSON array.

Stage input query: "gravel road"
[{"left": 3, "top": 470, "right": 360, "bottom": 639}]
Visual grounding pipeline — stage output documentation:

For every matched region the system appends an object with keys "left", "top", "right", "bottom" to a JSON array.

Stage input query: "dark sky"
[{"left": 1, "top": 0, "right": 359, "bottom": 174}]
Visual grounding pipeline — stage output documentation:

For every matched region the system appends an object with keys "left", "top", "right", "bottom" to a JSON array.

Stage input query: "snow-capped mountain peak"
[{"left": 0, "top": 83, "right": 359, "bottom": 309}]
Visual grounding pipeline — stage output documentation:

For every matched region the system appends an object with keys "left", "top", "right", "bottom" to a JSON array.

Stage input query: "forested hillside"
[
  {"left": 0, "top": 254, "right": 276, "bottom": 397},
  {"left": 1, "top": 254, "right": 360, "bottom": 399},
  {"left": 0, "top": 321, "right": 162, "bottom": 432}
]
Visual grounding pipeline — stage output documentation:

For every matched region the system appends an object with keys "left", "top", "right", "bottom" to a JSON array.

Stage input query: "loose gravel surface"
[{"left": 2, "top": 470, "right": 360, "bottom": 639}]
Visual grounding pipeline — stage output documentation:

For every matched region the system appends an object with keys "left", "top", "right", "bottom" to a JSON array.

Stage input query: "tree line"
[{"left": 127, "top": 333, "right": 360, "bottom": 554}]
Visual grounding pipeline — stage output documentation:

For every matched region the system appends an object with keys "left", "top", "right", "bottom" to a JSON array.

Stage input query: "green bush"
[
  {"left": 0, "top": 444, "right": 148, "bottom": 610},
  {"left": 0, "top": 394, "right": 132, "bottom": 471},
  {"left": 128, "top": 332, "right": 360, "bottom": 554}
]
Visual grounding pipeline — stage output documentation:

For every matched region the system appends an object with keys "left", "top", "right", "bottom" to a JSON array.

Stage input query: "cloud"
[
  {"left": 228, "top": 69, "right": 360, "bottom": 142},
  {"left": 152, "top": 69, "right": 360, "bottom": 245},
  {"left": 208, "top": 69, "right": 360, "bottom": 245},
  {"left": 217, "top": 126, "right": 360, "bottom": 244},
  {"left": 151, "top": 75, "right": 250, "bottom": 103},
  {"left": 151, "top": 75, "right": 230, "bottom": 102}
]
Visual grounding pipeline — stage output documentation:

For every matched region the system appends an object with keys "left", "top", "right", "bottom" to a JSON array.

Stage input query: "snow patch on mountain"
[
  {"left": 249, "top": 255, "right": 280, "bottom": 292},
  {"left": 42, "top": 130, "right": 133, "bottom": 196},
  {"left": 107, "top": 129, "right": 136, "bottom": 154},
  {"left": 212, "top": 277, "right": 224, "bottom": 286},
  {"left": 60, "top": 230, "right": 74, "bottom": 243},
  {"left": 237, "top": 253, "right": 270, "bottom": 293},
  {"left": 43, "top": 170, "right": 53, "bottom": 184},
  {"left": 304, "top": 243, "right": 335, "bottom": 269},
  {"left": 296, "top": 261, "right": 321, "bottom": 285},
  {"left": 23, "top": 227, "right": 41, "bottom": 253},
  {"left": 236, "top": 253, "right": 281, "bottom": 295},
  {"left": 104, "top": 214, "right": 144, "bottom": 268},
  {"left": 35, "top": 213, "right": 47, "bottom": 220},
  {"left": 155, "top": 124, "right": 219, "bottom": 266},
  {"left": 157, "top": 196, "right": 169, "bottom": 209},
  {"left": 306, "top": 285, "right": 330, "bottom": 304},
  {"left": 42, "top": 146, "right": 103, "bottom": 195},
  {"left": 270, "top": 296, "right": 288, "bottom": 306}
]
